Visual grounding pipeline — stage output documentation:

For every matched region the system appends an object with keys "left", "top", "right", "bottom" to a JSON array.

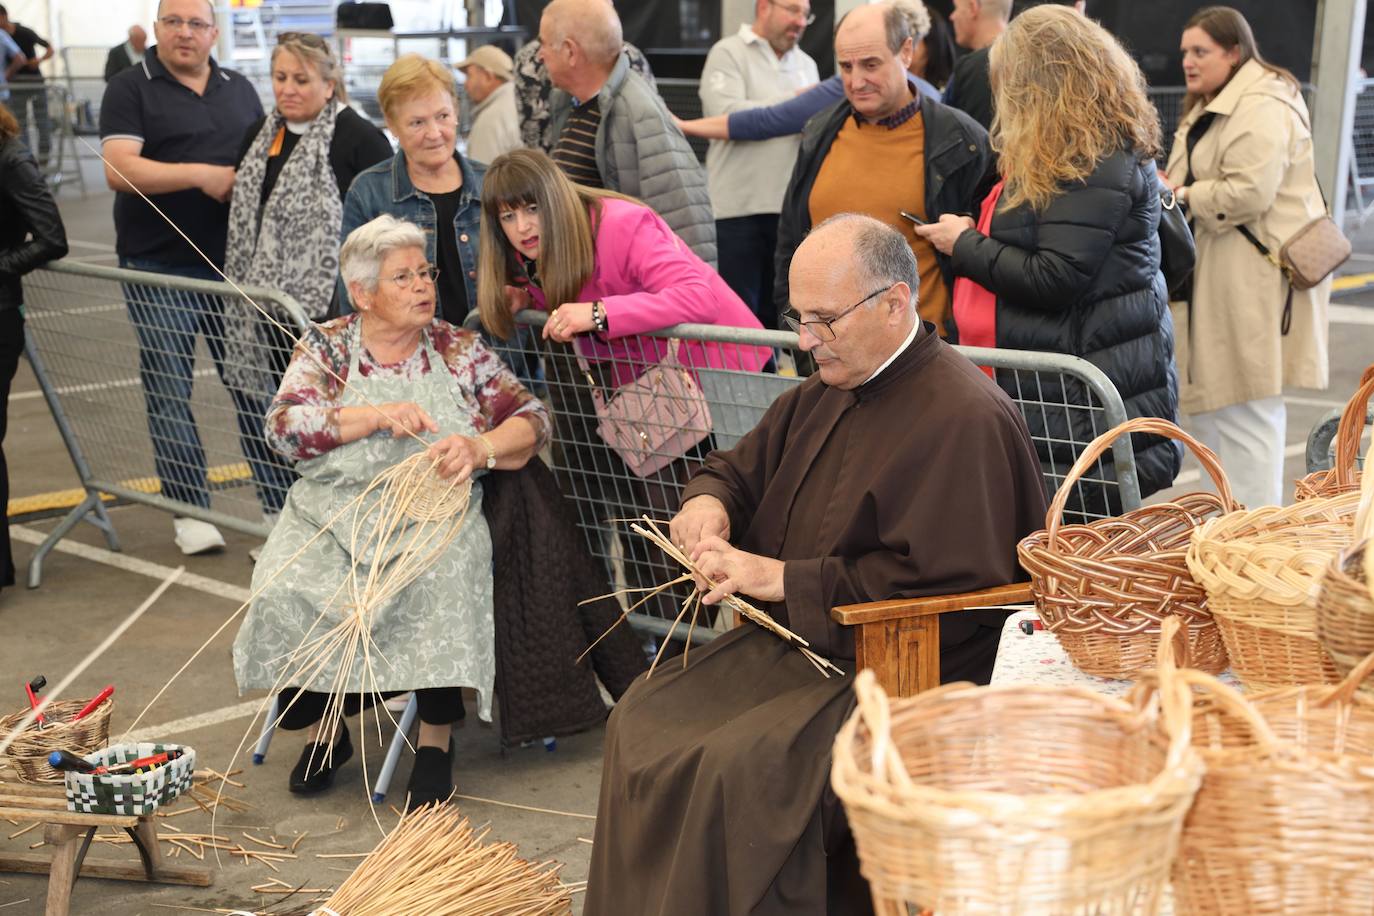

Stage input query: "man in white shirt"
[
  {"left": 457, "top": 44, "right": 520, "bottom": 164},
  {"left": 699, "top": 0, "right": 818, "bottom": 328}
]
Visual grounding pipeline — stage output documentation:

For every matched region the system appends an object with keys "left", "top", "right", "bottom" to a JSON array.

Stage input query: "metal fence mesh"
[{"left": 23, "top": 262, "right": 310, "bottom": 544}]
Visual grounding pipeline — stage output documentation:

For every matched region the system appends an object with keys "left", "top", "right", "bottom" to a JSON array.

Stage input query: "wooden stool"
[{"left": 0, "top": 779, "right": 211, "bottom": 916}]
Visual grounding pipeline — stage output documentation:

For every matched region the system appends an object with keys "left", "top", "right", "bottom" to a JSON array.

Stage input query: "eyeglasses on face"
[
  {"left": 782, "top": 285, "right": 891, "bottom": 342},
  {"left": 768, "top": 0, "right": 817, "bottom": 26},
  {"left": 380, "top": 266, "right": 440, "bottom": 288},
  {"left": 157, "top": 15, "right": 215, "bottom": 34}
]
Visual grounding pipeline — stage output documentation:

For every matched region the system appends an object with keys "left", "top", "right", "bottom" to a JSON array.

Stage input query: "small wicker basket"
[
  {"left": 1294, "top": 363, "right": 1373, "bottom": 501},
  {"left": 0, "top": 698, "right": 115, "bottom": 784},
  {"left": 1316, "top": 463, "right": 1374, "bottom": 690},
  {"left": 831, "top": 618, "right": 1202, "bottom": 915},
  {"left": 1187, "top": 493, "right": 1361, "bottom": 690},
  {"left": 1172, "top": 654, "right": 1374, "bottom": 914},
  {"left": 1018, "top": 417, "right": 1234, "bottom": 678}
]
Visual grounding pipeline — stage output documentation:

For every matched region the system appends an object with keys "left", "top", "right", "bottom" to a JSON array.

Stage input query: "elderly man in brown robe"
[{"left": 584, "top": 213, "right": 1048, "bottom": 915}]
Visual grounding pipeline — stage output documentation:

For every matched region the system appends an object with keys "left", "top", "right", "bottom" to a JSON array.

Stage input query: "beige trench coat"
[{"left": 1164, "top": 59, "right": 1330, "bottom": 414}]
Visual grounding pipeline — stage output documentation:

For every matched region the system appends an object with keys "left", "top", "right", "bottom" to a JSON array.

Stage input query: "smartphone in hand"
[{"left": 900, "top": 210, "right": 927, "bottom": 227}]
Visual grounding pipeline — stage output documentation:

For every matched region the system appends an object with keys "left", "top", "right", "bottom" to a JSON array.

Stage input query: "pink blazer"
[{"left": 527, "top": 198, "right": 772, "bottom": 386}]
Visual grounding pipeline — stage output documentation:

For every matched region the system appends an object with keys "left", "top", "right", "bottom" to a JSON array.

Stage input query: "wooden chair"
[{"left": 831, "top": 582, "right": 1033, "bottom": 697}]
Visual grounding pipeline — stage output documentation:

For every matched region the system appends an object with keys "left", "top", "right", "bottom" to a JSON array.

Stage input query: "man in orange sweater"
[{"left": 774, "top": 2, "right": 993, "bottom": 339}]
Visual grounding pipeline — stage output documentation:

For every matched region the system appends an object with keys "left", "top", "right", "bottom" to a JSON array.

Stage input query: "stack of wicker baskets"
[
  {"left": 1173, "top": 653, "right": 1374, "bottom": 913},
  {"left": 1018, "top": 418, "right": 1234, "bottom": 678},
  {"left": 1188, "top": 489, "right": 1360, "bottom": 690},
  {"left": 831, "top": 618, "right": 1202, "bottom": 915},
  {"left": 1316, "top": 456, "right": 1374, "bottom": 689},
  {"left": 1294, "top": 364, "right": 1373, "bottom": 501},
  {"left": 0, "top": 698, "right": 115, "bottom": 783}
]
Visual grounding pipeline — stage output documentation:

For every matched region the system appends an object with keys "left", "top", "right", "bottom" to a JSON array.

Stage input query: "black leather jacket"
[
  {"left": 950, "top": 147, "right": 1182, "bottom": 502},
  {"left": 0, "top": 135, "right": 68, "bottom": 313},
  {"left": 774, "top": 92, "right": 995, "bottom": 332}
]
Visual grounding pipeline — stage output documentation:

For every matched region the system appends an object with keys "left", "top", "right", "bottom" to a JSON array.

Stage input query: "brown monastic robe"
[{"left": 584, "top": 325, "right": 1048, "bottom": 916}]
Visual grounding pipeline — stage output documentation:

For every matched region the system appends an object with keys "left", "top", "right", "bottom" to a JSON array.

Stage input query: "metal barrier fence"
[
  {"left": 6, "top": 80, "right": 88, "bottom": 193},
  {"left": 21, "top": 260, "right": 311, "bottom": 586},
  {"left": 1306, "top": 406, "right": 1372, "bottom": 475},
  {"left": 467, "top": 310, "right": 1137, "bottom": 642}
]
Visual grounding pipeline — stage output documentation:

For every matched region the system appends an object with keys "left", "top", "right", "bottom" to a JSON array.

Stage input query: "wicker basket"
[
  {"left": 1018, "top": 417, "right": 1235, "bottom": 678},
  {"left": 1172, "top": 655, "right": 1374, "bottom": 914},
  {"left": 1294, "top": 363, "right": 1373, "bottom": 501},
  {"left": 1187, "top": 493, "right": 1361, "bottom": 690},
  {"left": 1316, "top": 465, "right": 1374, "bottom": 690},
  {"left": 831, "top": 633, "right": 1201, "bottom": 915},
  {"left": 64, "top": 742, "right": 196, "bottom": 816},
  {"left": 0, "top": 697, "right": 115, "bottom": 784}
]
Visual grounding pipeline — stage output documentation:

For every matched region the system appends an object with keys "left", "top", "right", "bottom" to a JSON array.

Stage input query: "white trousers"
[{"left": 1187, "top": 395, "right": 1288, "bottom": 509}]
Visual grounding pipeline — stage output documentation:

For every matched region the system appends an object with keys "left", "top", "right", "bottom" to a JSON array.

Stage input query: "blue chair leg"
[
  {"left": 371, "top": 694, "right": 419, "bottom": 804},
  {"left": 252, "top": 694, "right": 280, "bottom": 765}
]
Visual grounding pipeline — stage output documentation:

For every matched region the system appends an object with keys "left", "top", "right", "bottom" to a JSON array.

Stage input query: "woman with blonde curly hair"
[{"left": 916, "top": 4, "right": 1181, "bottom": 511}]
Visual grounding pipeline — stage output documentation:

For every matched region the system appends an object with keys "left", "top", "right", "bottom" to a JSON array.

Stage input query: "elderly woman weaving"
[{"left": 232, "top": 214, "right": 548, "bottom": 810}]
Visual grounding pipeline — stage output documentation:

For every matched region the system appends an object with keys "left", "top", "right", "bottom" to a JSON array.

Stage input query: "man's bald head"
[
  {"left": 541, "top": 0, "right": 623, "bottom": 67},
  {"left": 157, "top": 0, "right": 214, "bottom": 20},
  {"left": 790, "top": 214, "right": 918, "bottom": 390}
]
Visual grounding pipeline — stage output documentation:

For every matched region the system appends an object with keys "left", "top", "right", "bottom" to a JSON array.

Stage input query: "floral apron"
[{"left": 233, "top": 323, "right": 496, "bottom": 720}]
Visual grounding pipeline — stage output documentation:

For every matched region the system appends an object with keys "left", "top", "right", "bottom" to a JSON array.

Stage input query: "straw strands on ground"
[
  {"left": 579, "top": 516, "right": 844, "bottom": 677},
  {"left": 308, "top": 804, "right": 572, "bottom": 916}
]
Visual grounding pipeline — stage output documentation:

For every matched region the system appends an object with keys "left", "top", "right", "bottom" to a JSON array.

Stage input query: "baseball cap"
[{"left": 456, "top": 45, "right": 514, "bottom": 81}]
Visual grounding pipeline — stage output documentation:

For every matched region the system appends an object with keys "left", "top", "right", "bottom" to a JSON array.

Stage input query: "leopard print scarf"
[{"left": 223, "top": 100, "right": 342, "bottom": 397}]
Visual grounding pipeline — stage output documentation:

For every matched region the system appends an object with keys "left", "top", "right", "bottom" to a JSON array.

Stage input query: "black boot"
[
  {"left": 406, "top": 737, "right": 454, "bottom": 812},
  {"left": 288, "top": 721, "right": 353, "bottom": 794}
]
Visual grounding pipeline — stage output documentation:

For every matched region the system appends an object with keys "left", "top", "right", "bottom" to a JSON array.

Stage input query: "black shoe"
[
  {"left": 289, "top": 722, "right": 353, "bottom": 794},
  {"left": 406, "top": 738, "right": 454, "bottom": 812}
]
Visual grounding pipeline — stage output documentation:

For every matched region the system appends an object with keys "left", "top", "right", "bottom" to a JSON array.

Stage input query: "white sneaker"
[{"left": 173, "top": 517, "right": 226, "bottom": 556}]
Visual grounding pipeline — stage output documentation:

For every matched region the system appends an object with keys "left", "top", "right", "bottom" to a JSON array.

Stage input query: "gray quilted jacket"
[{"left": 549, "top": 53, "right": 717, "bottom": 267}]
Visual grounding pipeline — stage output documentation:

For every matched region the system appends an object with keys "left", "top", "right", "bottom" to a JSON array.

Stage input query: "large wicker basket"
[
  {"left": 1187, "top": 493, "right": 1361, "bottom": 691},
  {"left": 831, "top": 639, "right": 1201, "bottom": 915},
  {"left": 1316, "top": 465, "right": 1374, "bottom": 691},
  {"left": 0, "top": 697, "right": 115, "bottom": 784},
  {"left": 1294, "top": 363, "right": 1373, "bottom": 501},
  {"left": 1018, "top": 417, "right": 1234, "bottom": 678},
  {"left": 1172, "top": 654, "right": 1374, "bottom": 914}
]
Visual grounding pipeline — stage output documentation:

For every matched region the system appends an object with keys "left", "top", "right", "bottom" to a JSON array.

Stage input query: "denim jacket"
[{"left": 338, "top": 150, "right": 486, "bottom": 315}]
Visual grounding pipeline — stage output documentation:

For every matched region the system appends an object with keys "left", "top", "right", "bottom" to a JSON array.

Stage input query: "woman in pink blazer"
[{"left": 476, "top": 148, "right": 770, "bottom": 621}]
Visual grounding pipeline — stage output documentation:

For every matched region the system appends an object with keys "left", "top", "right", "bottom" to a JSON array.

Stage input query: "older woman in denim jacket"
[{"left": 341, "top": 55, "right": 483, "bottom": 326}]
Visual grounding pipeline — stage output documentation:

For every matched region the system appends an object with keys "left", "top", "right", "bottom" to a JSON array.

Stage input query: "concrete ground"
[{"left": 2, "top": 157, "right": 1374, "bottom": 915}]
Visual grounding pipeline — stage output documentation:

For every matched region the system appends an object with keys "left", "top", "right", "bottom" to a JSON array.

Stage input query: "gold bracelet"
[{"left": 477, "top": 433, "right": 496, "bottom": 470}]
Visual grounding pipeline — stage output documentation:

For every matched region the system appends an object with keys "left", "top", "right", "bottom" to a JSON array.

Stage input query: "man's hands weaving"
[
  {"left": 689, "top": 537, "right": 785, "bottom": 605},
  {"left": 670, "top": 495, "right": 731, "bottom": 556}
]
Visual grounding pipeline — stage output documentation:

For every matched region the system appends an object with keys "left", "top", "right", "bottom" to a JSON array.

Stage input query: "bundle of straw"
[
  {"left": 580, "top": 517, "right": 843, "bottom": 678},
  {"left": 309, "top": 805, "right": 572, "bottom": 916}
]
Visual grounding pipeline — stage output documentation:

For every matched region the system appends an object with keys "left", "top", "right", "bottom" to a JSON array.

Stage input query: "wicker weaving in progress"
[
  {"left": 1294, "top": 363, "right": 1373, "bottom": 501},
  {"left": 1188, "top": 492, "right": 1361, "bottom": 690},
  {"left": 311, "top": 804, "right": 573, "bottom": 915},
  {"left": 1173, "top": 654, "right": 1374, "bottom": 914},
  {"left": 1316, "top": 461, "right": 1374, "bottom": 691},
  {"left": 831, "top": 618, "right": 1201, "bottom": 915},
  {"left": 0, "top": 697, "right": 115, "bottom": 784},
  {"left": 1018, "top": 418, "right": 1234, "bottom": 678}
]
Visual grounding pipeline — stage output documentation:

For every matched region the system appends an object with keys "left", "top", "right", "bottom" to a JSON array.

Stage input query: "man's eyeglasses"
[
  {"left": 157, "top": 16, "right": 215, "bottom": 34},
  {"left": 380, "top": 266, "right": 440, "bottom": 289},
  {"left": 782, "top": 285, "right": 891, "bottom": 342},
  {"left": 768, "top": 0, "right": 816, "bottom": 26}
]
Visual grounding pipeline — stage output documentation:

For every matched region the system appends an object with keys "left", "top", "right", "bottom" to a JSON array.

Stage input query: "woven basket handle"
[
  {"left": 1172, "top": 667, "right": 1283, "bottom": 752},
  {"left": 850, "top": 670, "right": 917, "bottom": 794},
  {"left": 1046, "top": 418, "right": 1238, "bottom": 545},
  {"left": 1139, "top": 616, "right": 1195, "bottom": 770},
  {"left": 1329, "top": 364, "right": 1374, "bottom": 490},
  {"left": 1319, "top": 644, "right": 1374, "bottom": 707}
]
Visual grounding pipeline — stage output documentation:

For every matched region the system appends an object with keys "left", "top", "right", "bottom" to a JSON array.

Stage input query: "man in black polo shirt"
[
  {"left": 99, "top": 0, "right": 265, "bottom": 556},
  {"left": 0, "top": 4, "right": 53, "bottom": 167}
]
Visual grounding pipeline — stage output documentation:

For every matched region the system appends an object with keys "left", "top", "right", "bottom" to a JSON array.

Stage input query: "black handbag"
[
  {"left": 1157, "top": 179, "right": 1196, "bottom": 298},
  {"left": 336, "top": 2, "right": 394, "bottom": 30}
]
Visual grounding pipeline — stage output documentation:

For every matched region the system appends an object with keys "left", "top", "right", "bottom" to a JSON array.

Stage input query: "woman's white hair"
[{"left": 339, "top": 214, "right": 428, "bottom": 298}]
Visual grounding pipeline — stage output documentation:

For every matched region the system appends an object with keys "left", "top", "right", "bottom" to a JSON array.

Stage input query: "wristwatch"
[{"left": 477, "top": 434, "right": 496, "bottom": 470}]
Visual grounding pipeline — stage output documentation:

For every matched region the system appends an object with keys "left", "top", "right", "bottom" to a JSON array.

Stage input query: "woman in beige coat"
[{"left": 1164, "top": 5, "right": 1329, "bottom": 508}]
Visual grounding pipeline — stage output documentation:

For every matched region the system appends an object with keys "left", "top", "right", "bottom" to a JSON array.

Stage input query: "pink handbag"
[{"left": 577, "top": 339, "right": 713, "bottom": 478}]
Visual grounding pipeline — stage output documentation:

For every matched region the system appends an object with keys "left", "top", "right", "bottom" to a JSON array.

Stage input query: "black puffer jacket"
[
  {"left": 0, "top": 135, "right": 68, "bottom": 312},
  {"left": 951, "top": 147, "right": 1181, "bottom": 505}
]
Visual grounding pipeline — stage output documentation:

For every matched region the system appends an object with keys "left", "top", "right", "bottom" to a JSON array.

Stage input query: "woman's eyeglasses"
[{"left": 380, "top": 266, "right": 440, "bottom": 289}]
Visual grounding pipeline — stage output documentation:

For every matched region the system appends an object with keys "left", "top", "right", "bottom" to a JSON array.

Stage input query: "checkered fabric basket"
[{"left": 63, "top": 742, "right": 196, "bottom": 816}]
